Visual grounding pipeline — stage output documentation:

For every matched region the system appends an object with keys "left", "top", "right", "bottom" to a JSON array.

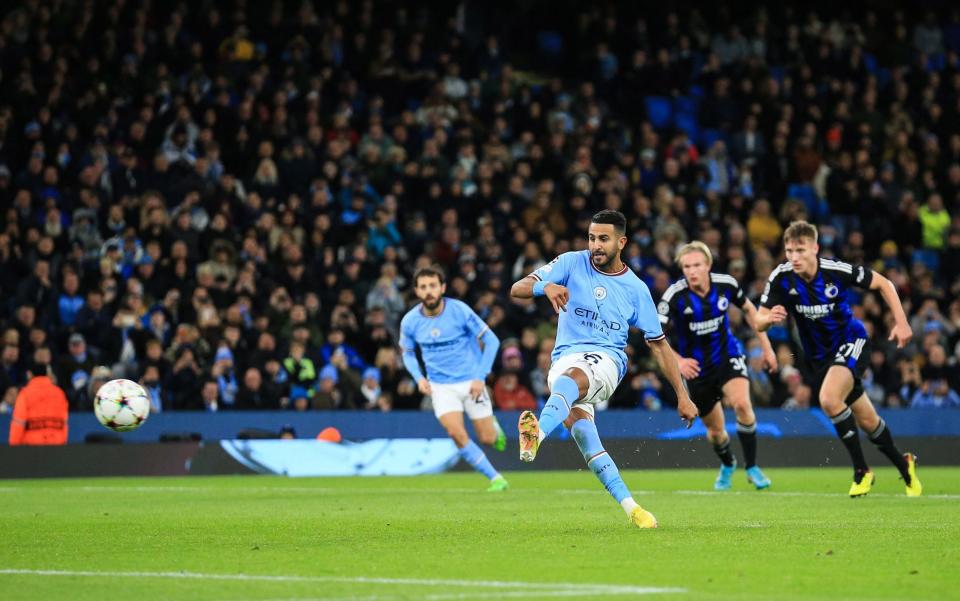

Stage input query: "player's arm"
[
  {"left": 755, "top": 270, "right": 788, "bottom": 332},
  {"left": 399, "top": 318, "right": 430, "bottom": 395},
  {"left": 637, "top": 284, "right": 696, "bottom": 426},
  {"left": 464, "top": 303, "right": 501, "bottom": 399},
  {"left": 647, "top": 337, "right": 697, "bottom": 427},
  {"left": 511, "top": 254, "right": 571, "bottom": 313},
  {"left": 657, "top": 297, "right": 700, "bottom": 379},
  {"left": 740, "top": 299, "right": 778, "bottom": 371},
  {"left": 868, "top": 270, "right": 913, "bottom": 348}
]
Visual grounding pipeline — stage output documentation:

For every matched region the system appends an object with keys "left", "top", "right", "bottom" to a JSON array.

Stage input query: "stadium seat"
[
  {"left": 537, "top": 31, "right": 563, "bottom": 59},
  {"left": 644, "top": 96, "right": 673, "bottom": 129},
  {"left": 699, "top": 128, "right": 724, "bottom": 150}
]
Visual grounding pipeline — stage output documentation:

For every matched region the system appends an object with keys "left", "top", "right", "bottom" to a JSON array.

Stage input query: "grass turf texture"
[{"left": 1, "top": 468, "right": 958, "bottom": 601}]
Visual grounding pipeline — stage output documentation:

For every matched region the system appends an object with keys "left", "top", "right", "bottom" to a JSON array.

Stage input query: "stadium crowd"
[{"left": 1, "top": 1, "right": 960, "bottom": 414}]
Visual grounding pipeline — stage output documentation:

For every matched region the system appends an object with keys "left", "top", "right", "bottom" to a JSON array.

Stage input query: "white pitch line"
[
  {"left": 673, "top": 489, "right": 960, "bottom": 500},
  {"left": 0, "top": 569, "right": 685, "bottom": 596},
  {"left": 230, "top": 590, "right": 673, "bottom": 601}
]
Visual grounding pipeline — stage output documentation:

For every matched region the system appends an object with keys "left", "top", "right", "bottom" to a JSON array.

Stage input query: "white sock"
[{"left": 620, "top": 497, "right": 639, "bottom": 515}]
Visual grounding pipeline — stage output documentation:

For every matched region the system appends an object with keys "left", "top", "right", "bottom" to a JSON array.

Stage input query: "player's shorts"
[
  {"left": 687, "top": 355, "right": 749, "bottom": 416},
  {"left": 810, "top": 333, "right": 870, "bottom": 406},
  {"left": 430, "top": 381, "right": 494, "bottom": 420},
  {"left": 547, "top": 351, "right": 621, "bottom": 418}
]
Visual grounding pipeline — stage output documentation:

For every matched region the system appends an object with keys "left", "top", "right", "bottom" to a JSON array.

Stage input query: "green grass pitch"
[{"left": 1, "top": 467, "right": 958, "bottom": 601}]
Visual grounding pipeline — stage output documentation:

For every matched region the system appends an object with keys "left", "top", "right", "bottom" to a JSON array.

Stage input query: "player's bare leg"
[
  {"left": 440, "top": 411, "right": 506, "bottom": 490},
  {"left": 472, "top": 416, "right": 498, "bottom": 447},
  {"left": 850, "top": 394, "right": 920, "bottom": 496},
  {"left": 722, "top": 377, "right": 770, "bottom": 489},
  {"left": 820, "top": 367, "right": 873, "bottom": 496}
]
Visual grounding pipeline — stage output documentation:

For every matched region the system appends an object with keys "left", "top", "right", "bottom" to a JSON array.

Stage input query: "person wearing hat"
[
  {"left": 310, "top": 364, "right": 340, "bottom": 411},
  {"left": 9, "top": 361, "right": 68, "bottom": 446},
  {"left": 359, "top": 366, "right": 381, "bottom": 409}
]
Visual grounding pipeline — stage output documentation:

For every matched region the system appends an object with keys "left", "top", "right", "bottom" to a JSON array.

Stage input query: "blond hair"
[
  {"left": 783, "top": 220, "right": 818, "bottom": 244},
  {"left": 675, "top": 241, "right": 713, "bottom": 266}
]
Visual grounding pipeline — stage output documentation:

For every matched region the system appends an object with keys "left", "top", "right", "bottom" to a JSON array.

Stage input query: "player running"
[
  {"left": 659, "top": 241, "right": 776, "bottom": 491},
  {"left": 510, "top": 210, "right": 696, "bottom": 528},
  {"left": 400, "top": 266, "right": 509, "bottom": 492},
  {"left": 755, "top": 221, "right": 922, "bottom": 497}
]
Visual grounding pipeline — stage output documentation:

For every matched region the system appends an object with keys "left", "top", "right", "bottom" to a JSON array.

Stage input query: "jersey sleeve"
[
  {"left": 656, "top": 296, "right": 673, "bottom": 325},
  {"left": 633, "top": 280, "right": 666, "bottom": 341},
  {"left": 760, "top": 269, "right": 787, "bottom": 308},
  {"left": 456, "top": 300, "right": 490, "bottom": 338},
  {"left": 845, "top": 263, "right": 874, "bottom": 289},
  {"left": 529, "top": 252, "right": 575, "bottom": 286},
  {"left": 399, "top": 313, "right": 417, "bottom": 353},
  {"left": 729, "top": 280, "right": 747, "bottom": 308},
  {"left": 398, "top": 312, "right": 425, "bottom": 382}
]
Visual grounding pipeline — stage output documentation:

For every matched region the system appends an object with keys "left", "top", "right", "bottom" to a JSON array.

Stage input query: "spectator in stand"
[
  {"left": 493, "top": 370, "right": 537, "bottom": 411},
  {"left": 910, "top": 345, "right": 960, "bottom": 408},
  {"left": 1, "top": 3, "right": 958, "bottom": 414}
]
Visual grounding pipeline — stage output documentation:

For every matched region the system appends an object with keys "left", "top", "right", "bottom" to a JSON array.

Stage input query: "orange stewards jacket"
[{"left": 8, "top": 376, "right": 69, "bottom": 446}]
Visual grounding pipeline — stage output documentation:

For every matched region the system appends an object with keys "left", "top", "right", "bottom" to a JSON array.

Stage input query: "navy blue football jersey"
[
  {"left": 760, "top": 258, "right": 873, "bottom": 363},
  {"left": 657, "top": 272, "right": 746, "bottom": 372}
]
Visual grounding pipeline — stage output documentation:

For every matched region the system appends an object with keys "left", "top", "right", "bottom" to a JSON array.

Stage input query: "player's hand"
[
  {"left": 468, "top": 379, "right": 485, "bottom": 400},
  {"left": 678, "top": 395, "right": 698, "bottom": 429},
  {"left": 769, "top": 305, "right": 788, "bottom": 324},
  {"left": 417, "top": 378, "right": 432, "bottom": 395},
  {"left": 677, "top": 357, "right": 700, "bottom": 379},
  {"left": 544, "top": 283, "right": 570, "bottom": 313},
  {"left": 762, "top": 348, "right": 778, "bottom": 372},
  {"left": 889, "top": 322, "right": 913, "bottom": 349}
]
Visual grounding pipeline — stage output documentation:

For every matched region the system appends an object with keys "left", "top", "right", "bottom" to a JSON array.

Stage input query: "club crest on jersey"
[
  {"left": 825, "top": 284, "right": 839, "bottom": 299},
  {"left": 657, "top": 301, "right": 670, "bottom": 315},
  {"left": 430, "top": 328, "right": 441, "bottom": 338},
  {"left": 593, "top": 286, "right": 607, "bottom": 300},
  {"left": 717, "top": 296, "right": 729, "bottom": 311}
]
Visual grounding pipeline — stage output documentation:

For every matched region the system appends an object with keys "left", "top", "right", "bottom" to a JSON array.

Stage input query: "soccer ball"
[{"left": 94, "top": 379, "right": 151, "bottom": 432}]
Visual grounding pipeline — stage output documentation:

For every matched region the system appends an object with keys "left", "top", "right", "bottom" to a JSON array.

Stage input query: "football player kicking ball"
[
  {"left": 659, "top": 242, "right": 776, "bottom": 491},
  {"left": 755, "top": 221, "right": 921, "bottom": 497},
  {"left": 510, "top": 210, "right": 696, "bottom": 528},
  {"left": 400, "top": 266, "right": 509, "bottom": 492}
]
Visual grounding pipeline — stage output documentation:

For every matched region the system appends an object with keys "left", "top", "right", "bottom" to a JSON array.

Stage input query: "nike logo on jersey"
[{"left": 842, "top": 431, "right": 855, "bottom": 439}]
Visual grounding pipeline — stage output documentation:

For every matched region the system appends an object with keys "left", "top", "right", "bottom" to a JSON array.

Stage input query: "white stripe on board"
[{"left": 0, "top": 568, "right": 685, "bottom": 596}]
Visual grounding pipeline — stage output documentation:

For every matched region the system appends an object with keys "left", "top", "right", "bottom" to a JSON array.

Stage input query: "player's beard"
[
  {"left": 592, "top": 249, "right": 617, "bottom": 271},
  {"left": 422, "top": 296, "right": 442, "bottom": 312}
]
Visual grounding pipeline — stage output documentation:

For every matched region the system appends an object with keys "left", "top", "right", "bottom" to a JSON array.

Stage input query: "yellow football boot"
[
  {"left": 849, "top": 470, "right": 875, "bottom": 498},
  {"left": 629, "top": 506, "right": 658, "bottom": 529},
  {"left": 904, "top": 453, "right": 922, "bottom": 497}
]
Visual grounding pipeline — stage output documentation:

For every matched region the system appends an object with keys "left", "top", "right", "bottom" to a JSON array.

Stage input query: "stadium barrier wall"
[{"left": 1, "top": 409, "right": 958, "bottom": 478}]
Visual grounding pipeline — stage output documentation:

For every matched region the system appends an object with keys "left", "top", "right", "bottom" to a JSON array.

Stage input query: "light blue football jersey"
[
  {"left": 530, "top": 250, "right": 665, "bottom": 379},
  {"left": 399, "top": 298, "right": 494, "bottom": 384}
]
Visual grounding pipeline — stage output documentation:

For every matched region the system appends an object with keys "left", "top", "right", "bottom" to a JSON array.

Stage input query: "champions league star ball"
[{"left": 94, "top": 379, "right": 151, "bottom": 432}]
